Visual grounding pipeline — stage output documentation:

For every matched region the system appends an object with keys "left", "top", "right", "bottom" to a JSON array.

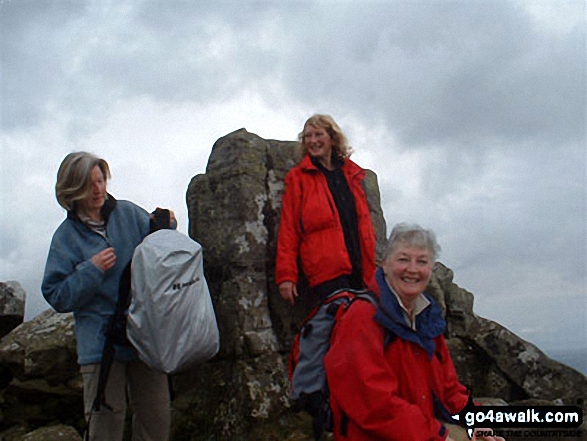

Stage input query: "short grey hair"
[
  {"left": 55, "top": 151, "right": 111, "bottom": 211},
  {"left": 384, "top": 223, "right": 441, "bottom": 262}
]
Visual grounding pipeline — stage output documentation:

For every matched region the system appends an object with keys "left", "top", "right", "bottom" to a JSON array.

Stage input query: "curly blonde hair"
[{"left": 298, "top": 114, "right": 353, "bottom": 160}]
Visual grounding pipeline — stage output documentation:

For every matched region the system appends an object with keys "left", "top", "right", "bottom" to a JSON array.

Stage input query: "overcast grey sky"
[{"left": 1, "top": 1, "right": 585, "bottom": 362}]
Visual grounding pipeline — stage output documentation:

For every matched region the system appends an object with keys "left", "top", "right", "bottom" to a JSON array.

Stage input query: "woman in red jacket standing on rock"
[{"left": 276, "top": 114, "right": 376, "bottom": 422}]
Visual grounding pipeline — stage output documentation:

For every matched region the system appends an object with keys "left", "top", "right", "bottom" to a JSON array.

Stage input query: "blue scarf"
[{"left": 373, "top": 267, "right": 446, "bottom": 358}]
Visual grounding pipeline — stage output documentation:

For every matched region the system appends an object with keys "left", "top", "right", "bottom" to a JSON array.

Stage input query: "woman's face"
[
  {"left": 78, "top": 165, "right": 107, "bottom": 215},
  {"left": 303, "top": 124, "right": 334, "bottom": 164},
  {"left": 383, "top": 244, "right": 433, "bottom": 304}
]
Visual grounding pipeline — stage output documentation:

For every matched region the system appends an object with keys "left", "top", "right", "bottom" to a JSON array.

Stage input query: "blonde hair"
[
  {"left": 55, "top": 152, "right": 110, "bottom": 211},
  {"left": 298, "top": 114, "right": 353, "bottom": 160}
]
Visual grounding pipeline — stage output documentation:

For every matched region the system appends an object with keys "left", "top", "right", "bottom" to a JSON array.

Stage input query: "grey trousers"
[{"left": 81, "top": 360, "right": 170, "bottom": 441}]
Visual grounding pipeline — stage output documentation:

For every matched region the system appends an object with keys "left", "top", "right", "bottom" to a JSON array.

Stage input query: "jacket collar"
[
  {"left": 310, "top": 154, "right": 344, "bottom": 171},
  {"left": 373, "top": 267, "right": 446, "bottom": 357},
  {"left": 299, "top": 154, "right": 322, "bottom": 172},
  {"left": 68, "top": 193, "right": 117, "bottom": 225},
  {"left": 299, "top": 154, "right": 364, "bottom": 180}
]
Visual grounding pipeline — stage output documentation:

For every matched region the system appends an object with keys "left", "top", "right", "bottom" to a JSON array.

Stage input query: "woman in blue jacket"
[{"left": 42, "top": 151, "right": 171, "bottom": 441}]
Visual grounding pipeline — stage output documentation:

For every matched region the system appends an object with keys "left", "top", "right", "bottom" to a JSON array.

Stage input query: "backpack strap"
[
  {"left": 92, "top": 261, "right": 132, "bottom": 413},
  {"left": 288, "top": 290, "right": 356, "bottom": 380},
  {"left": 351, "top": 290, "right": 378, "bottom": 307},
  {"left": 91, "top": 207, "right": 173, "bottom": 419},
  {"left": 340, "top": 290, "right": 378, "bottom": 314}
]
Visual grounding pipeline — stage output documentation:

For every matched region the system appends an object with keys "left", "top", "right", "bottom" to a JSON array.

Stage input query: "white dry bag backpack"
[{"left": 127, "top": 229, "right": 220, "bottom": 374}]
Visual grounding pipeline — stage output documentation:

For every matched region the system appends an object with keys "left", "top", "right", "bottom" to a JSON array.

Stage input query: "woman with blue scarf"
[{"left": 324, "top": 223, "right": 504, "bottom": 441}]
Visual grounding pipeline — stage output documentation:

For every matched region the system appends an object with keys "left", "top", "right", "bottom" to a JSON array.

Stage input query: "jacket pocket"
[
  {"left": 299, "top": 191, "right": 337, "bottom": 235},
  {"left": 300, "top": 227, "right": 351, "bottom": 284}
]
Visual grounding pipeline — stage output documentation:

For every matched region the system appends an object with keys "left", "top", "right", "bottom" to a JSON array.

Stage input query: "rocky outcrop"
[
  {"left": 0, "top": 129, "right": 584, "bottom": 440},
  {"left": 181, "top": 129, "right": 586, "bottom": 439},
  {"left": 0, "top": 424, "right": 82, "bottom": 441},
  {"left": 0, "top": 282, "right": 25, "bottom": 339},
  {"left": 0, "top": 310, "right": 83, "bottom": 438},
  {"left": 427, "top": 264, "right": 586, "bottom": 406},
  {"left": 186, "top": 130, "right": 387, "bottom": 358},
  {"left": 0, "top": 281, "right": 26, "bottom": 400}
]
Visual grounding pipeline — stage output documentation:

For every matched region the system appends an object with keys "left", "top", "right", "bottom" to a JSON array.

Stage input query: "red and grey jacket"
[{"left": 276, "top": 155, "right": 376, "bottom": 288}]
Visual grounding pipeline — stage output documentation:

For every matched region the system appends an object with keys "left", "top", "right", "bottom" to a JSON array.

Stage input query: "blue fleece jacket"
[{"left": 42, "top": 197, "right": 150, "bottom": 365}]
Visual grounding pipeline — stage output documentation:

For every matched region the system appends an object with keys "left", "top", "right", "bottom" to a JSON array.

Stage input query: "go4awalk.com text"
[{"left": 453, "top": 403, "right": 583, "bottom": 438}]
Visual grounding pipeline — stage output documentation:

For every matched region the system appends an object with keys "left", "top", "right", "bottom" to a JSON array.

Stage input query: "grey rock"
[
  {"left": 183, "top": 129, "right": 585, "bottom": 437},
  {"left": 2, "top": 129, "right": 584, "bottom": 439},
  {"left": 21, "top": 424, "right": 82, "bottom": 441},
  {"left": 0, "top": 282, "right": 25, "bottom": 339},
  {"left": 0, "top": 309, "right": 77, "bottom": 385},
  {"left": 428, "top": 263, "right": 587, "bottom": 423},
  {"left": 0, "top": 310, "right": 82, "bottom": 433},
  {"left": 0, "top": 425, "right": 27, "bottom": 441}
]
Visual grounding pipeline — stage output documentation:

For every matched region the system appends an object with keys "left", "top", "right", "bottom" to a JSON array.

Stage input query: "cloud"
[
  {"left": 274, "top": 1, "right": 585, "bottom": 148},
  {"left": 0, "top": 0, "right": 584, "bottom": 356},
  {"left": 1, "top": 89, "right": 305, "bottom": 320},
  {"left": 4, "top": 1, "right": 583, "bottom": 146},
  {"left": 1, "top": 0, "right": 285, "bottom": 135}
]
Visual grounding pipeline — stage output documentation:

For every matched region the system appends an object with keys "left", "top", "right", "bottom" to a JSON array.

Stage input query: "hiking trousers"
[{"left": 81, "top": 360, "right": 170, "bottom": 441}]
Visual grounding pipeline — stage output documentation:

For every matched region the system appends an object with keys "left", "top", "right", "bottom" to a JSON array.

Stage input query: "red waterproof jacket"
[
  {"left": 276, "top": 155, "right": 376, "bottom": 288},
  {"left": 324, "top": 270, "right": 470, "bottom": 440}
]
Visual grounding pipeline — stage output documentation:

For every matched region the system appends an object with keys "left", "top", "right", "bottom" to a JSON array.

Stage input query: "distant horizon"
[{"left": 542, "top": 347, "right": 587, "bottom": 376}]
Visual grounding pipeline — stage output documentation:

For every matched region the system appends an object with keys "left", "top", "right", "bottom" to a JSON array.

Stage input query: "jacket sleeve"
[
  {"left": 42, "top": 233, "right": 105, "bottom": 313},
  {"left": 275, "top": 171, "right": 302, "bottom": 285},
  {"left": 325, "top": 302, "right": 447, "bottom": 441}
]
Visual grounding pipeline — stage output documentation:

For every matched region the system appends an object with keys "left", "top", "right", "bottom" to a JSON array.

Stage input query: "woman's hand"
[
  {"left": 91, "top": 247, "right": 116, "bottom": 272},
  {"left": 169, "top": 209, "right": 177, "bottom": 228},
  {"left": 279, "top": 281, "right": 298, "bottom": 305},
  {"left": 151, "top": 207, "right": 177, "bottom": 229}
]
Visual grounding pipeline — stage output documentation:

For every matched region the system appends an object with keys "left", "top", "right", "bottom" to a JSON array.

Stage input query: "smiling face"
[
  {"left": 383, "top": 244, "right": 433, "bottom": 308},
  {"left": 77, "top": 165, "right": 107, "bottom": 218},
  {"left": 303, "top": 124, "right": 334, "bottom": 167}
]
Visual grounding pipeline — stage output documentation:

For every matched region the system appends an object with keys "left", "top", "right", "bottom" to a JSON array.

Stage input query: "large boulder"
[
  {"left": 0, "top": 424, "right": 82, "bottom": 441},
  {"left": 1, "top": 130, "right": 584, "bottom": 440},
  {"left": 0, "top": 282, "right": 25, "bottom": 339},
  {"left": 0, "top": 310, "right": 82, "bottom": 433},
  {"left": 186, "top": 129, "right": 387, "bottom": 357},
  {"left": 0, "top": 309, "right": 77, "bottom": 385},
  {"left": 21, "top": 424, "right": 82, "bottom": 441},
  {"left": 180, "top": 129, "right": 387, "bottom": 438},
  {"left": 182, "top": 129, "right": 586, "bottom": 439}
]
